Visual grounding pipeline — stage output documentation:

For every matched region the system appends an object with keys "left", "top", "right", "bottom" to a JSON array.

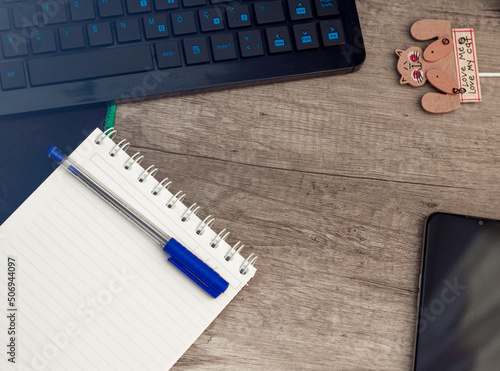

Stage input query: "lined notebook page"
[{"left": 0, "top": 129, "right": 255, "bottom": 371}]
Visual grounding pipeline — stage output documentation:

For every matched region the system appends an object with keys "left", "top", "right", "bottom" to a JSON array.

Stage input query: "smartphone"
[{"left": 414, "top": 212, "right": 500, "bottom": 370}]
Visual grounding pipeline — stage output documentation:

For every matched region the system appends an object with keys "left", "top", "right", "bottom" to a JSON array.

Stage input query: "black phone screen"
[{"left": 414, "top": 213, "right": 500, "bottom": 371}]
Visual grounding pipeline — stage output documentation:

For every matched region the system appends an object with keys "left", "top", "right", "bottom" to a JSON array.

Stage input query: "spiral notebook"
[{"left": 0, "top": 128, "right": 256, "bottom": 370}]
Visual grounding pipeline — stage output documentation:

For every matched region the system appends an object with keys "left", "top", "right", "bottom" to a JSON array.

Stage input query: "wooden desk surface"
[{"left": 113, "top": 1, "right": 500, "bottom": 369}]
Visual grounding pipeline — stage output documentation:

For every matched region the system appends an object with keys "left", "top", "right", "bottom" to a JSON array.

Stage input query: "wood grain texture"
[{"left": 112, "top": 0, "right": 500, "bottom": 369}]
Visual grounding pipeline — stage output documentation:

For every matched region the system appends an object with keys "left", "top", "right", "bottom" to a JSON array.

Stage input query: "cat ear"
[
  {"left": 400, "top": 76, "right": 409, "bottom": 85},
  {"left": 395, "top": 49, "right": 403, "bottom": 57}
]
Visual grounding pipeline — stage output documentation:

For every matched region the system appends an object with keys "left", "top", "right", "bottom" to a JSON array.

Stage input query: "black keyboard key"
[
  {"left": 211, "top": 0, "right": 233, "bottom": 3},
  {"left": 13, "top": 4, "right": 38, "bottom": 28},
  {"left": 97, "top": 0, "right": 123, "bottom": 17},
  {"left": 0, "top": 8, "right": 10, "bottom": 31},
  {"left": 226, "top": 5, "right": 251, "bottom": 29},
  {"left": 87, "top": 22, "right": 113, "bottom": 46},
  {"left": 27, "top": 44, "right": 154, "bottom": 86},
  {"left": 126, "top": 0, "right": 151, "bottom": 14},
  {"left": 155, "top": 41, "right": 181, "bottom": 68},
  {"left": 293, "top": 22, "right": 319, "bottom": 50},
  {"left": 199, "top": 8, "right": 224, "bottom": 32},
  {"left": 266, "top": 26, "right": 291, "bottom": 53},
  {"left": 183, "top": 0, "right": 206, "bottom": 7},
  {"left": 42, "top": 1, "right": 68, "bottom": 25},
  {"left": 211, "top": 33, "right": 236, "bottom": 61},
  {"left": 183, "top": 37, "right": 209, "bottom": 64},
  {"left": 314, "top": 0, "right": 339, "bottom": 17},
  {"left": 31, "top": 29, "right": 57, "bottom": 54},
  {"left": 70, "top": 0, "right": 95, "bottom": 21},
  {"left": 319, "top": 19, "right": 345, "bottom": 46},
  {"left": 2, "top": 33, "right": 28, "bottom": 57},
  {"left": 0, "top": 60, "right": 26, "bottom": 90},
  {"left": 238, "top": 30, "right": 263, "bottom": 58},
  {"left": 143, "top": 15, "right": 169, "bottom": 39},
  {"left": 254, "top": 1, "right": 284, "bottom": 25},
  {"left": 171, "top": 11, "right": 196, "bottom": 35},
  {"left": 59, "top": 26, "right": 85, "bottom": 49},
  {"left": 288, "top": 0, "right": 312, "bottom": 20},
  {"left": 116, "top": 18, "right": 142, "bottom": 42},
  {"left": 155, "top": 0, "right": 178, "bottom": 10}
]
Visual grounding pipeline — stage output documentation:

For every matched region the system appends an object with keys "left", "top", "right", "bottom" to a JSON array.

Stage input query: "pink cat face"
[{"left": 395, "top": 47, "right": 426, "bottom": 87}]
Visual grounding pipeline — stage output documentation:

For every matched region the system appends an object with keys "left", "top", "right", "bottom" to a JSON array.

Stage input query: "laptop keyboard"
[{"left": 0, "top": 0, "right": 365, "bottom": 115}]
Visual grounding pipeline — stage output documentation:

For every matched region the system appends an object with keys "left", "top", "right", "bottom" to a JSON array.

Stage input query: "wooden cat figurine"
[{"left": 396, "top": 19, "right": 464, "bottom": 114}]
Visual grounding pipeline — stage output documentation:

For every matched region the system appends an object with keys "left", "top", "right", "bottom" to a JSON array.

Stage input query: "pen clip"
[
  {"left": 168, "top": 257, "right": 222, "bottom": 298},
  {"left": 164, "top": 238, "right": 229, "bottom": 298}
]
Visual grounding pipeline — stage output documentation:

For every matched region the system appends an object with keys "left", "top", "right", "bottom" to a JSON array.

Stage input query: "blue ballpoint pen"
[{"left": 47, "top": 146, "right": 229, "bottom": 298}]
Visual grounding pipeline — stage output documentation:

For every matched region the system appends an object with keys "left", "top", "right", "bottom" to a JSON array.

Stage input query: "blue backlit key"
[
  {"left": 59, "top": 26, "right": 85, "bottom": 50},
  {"left": 266, "top": 26, "right": 291, "bottom": 53},
  {"left": 13, "top": 4, "right": 38, "bottom": 28},
  {"left": 97, "top": 0, "right": 123, "bottom": 17},
  {"left": 115, "top": 18, "right": 142, "bottom": 43},
  {"left": 287, "top": 0, "right": 312, "bottom": 20},
  {"left": 171, "top": 11, "right": 196, "bottom": 35},
  {"left": 0, "top": 8, "right": 10, "bottom": 31},
  {"left": 254, "top": 1, "right": 284, "bottom": 25},
  {"left": 314, "top": 0, "right": 339, "bottom": 17},
  {"left": 143, "top": 15, "right": 169, "bottom": 39},
  {"left": 0, "top": 60, "right": 26, "bottom": 90},
  {"left": 42, "top": 1, "right": 68, "bottom": 25},
  {"left": 87, "top": 22, "right": 113, "bottom": 46},
  {"left": 183, "top": 0, "right": 206, "bottom": 7},
  {"left": 155, "top": 0, "right": 179, "bottom": 10},
  {"left": 183, "top": 37, "right": 210, "bottom": 64},
  {"left": 293, "top": 22, "right": 319, "bottom": 50},
  {"left": 30, "top": 29, "right": 57, "bottom": 54},
  {"left": 70, "top": 0, "right": 95, "bottom": 21},
  {"left": 211, "top": 33, "right": 236, "bottom": 61},
  {"left": 226, "top": 5, "right": 251, "bottom": 29},
  {"left": 2, "top": 33, "right": 28, "bottom": 57},
  {"left": 199, "top": 8, "right": 224, "bottom": 32},
  {"left": 319, "top": 19, "right": 345, "bottom": 47},
  {"left": 155, "top": 40, "right": 182, "bottom": 68},
  {"left": 238, "top": 30, "right": 263, "bottom": 58},
  {"left": 126, "top": 0, "right": 151, "bottom": 14}
]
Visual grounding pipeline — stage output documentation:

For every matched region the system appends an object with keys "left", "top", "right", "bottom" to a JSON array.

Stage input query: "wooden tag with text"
[{"left": 452, "top": 29, "right": 481, "bottom": 102}]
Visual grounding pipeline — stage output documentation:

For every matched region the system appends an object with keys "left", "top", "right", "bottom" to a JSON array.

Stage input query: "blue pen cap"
[
  {"left": 164, "top": 239, "right": 229, "bottom": 298},
  {"left": 47, "top": 146, "right": 66, "bottom": 163}
]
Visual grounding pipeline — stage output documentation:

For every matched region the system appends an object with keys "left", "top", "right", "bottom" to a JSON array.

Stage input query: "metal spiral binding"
[
  {"left": 151, "top": 178, "right": 171, "bottom": 196},
  {"left": 211, "top": 228, "right": 230, "bottom": 248},
  {"left": 181, "top": 203, "right": 200, "bottom": 222},
  {"left": 240, "top": 253, "right": 258, "bottom": 275},
  {"left": 225, "top": 241, "right": 244, "bottom": 261},
  {"left": 167, "top": 191, "right": 185, "bottom": 209},
  {"left": 138, "top": 165, "right": 158, "bottom": 182},
  {"left": 98, "top": 129, "right": 257, "bottom": 274},
  {"left": 95, "top": 128, "right": 117, "bottom": 144},
  {"left": 196, "top": 215, "right": 215, "bottom": 235},
  {"left": 124, "top": 152, "right": 144, "bottom": 170},
  {"left": 109, "top": 139, "right": 130, "bottom": 157}
]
